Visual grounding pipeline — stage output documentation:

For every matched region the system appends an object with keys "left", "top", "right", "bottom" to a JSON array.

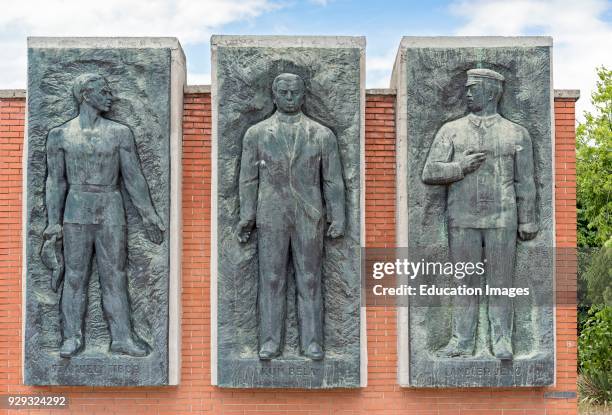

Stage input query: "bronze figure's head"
[
  {"left": 272, "top": 73, "right": 305, "bottom": 114},
  {"left": 72, "top": 73, "right": 113, "bottom": 112}
]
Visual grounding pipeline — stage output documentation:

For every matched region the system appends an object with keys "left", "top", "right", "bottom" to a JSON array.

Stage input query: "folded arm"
[{"left": 422, "top": 127, "right": 464, "bottom": 184}]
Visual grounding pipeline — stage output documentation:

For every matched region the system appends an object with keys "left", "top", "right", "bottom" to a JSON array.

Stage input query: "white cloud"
[
  {"left": 0, "top": 0, "right": 278, "bottom": 88},
  {"left": 188, "top": 72, "right": 212, "bottom": 85},
  {"left": 366, "top": 48, "right": 398, "bottom": 89},
  {"left": 4, "top": 0, "right": 609, "bottom": 119},
  {"left": 450, "top": 0, "right": 612, "bottom": 118}
]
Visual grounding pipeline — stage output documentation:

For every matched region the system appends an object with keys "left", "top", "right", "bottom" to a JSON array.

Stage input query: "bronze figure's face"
[
  {"left": 466, "top": 77, "right": 502, "bottom": 113},
  {"left": 272, "top": 74, "right": 305, "bottom": 114},
  {"left": 85, "top": 78, "right": 113, "bottom": 112},
  {"left": 466, "top": 80, "right": 486, "bottom": 112}
]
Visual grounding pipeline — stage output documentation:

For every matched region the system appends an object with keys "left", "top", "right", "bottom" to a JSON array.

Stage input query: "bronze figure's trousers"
[
  {"left": 61, "top": 223, "right": 132, "bottom": 343},
  {"left": 449, "top": 227, "right": 516, "bottom": 349},
  {"left": 257, "top": 215, "right": 325, "bottom": 353}
]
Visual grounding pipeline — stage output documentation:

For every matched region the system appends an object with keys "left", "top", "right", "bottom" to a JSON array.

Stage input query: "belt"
[{"left": 70, "top": 184, "right": 119, "bottom": 193}]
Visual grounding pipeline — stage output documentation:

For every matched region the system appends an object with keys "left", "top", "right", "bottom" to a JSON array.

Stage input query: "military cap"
[{"left": 466, "top": 68, "right": 505, "bottom": 85}]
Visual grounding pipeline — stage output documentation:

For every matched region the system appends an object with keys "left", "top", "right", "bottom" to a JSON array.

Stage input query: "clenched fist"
[
  {"left": 237, "top": 219, "right": 255, "bottom": 243},
  {"left": 326, "top": 221, "right": 345, "bottom": 239}
]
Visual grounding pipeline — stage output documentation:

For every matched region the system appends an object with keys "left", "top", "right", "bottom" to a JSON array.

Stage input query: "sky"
[{"left": 0, "top": 0, "right": 610, "bottom": 118}]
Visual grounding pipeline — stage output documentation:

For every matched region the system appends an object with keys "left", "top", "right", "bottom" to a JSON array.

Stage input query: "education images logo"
[{"left": 369, "top": 258, "right": 531, "bottom": 298}]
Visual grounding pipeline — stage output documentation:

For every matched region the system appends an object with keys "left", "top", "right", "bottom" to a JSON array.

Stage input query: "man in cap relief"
[{"left": 422, "top": 68, "right": 538, "bottom": 360}]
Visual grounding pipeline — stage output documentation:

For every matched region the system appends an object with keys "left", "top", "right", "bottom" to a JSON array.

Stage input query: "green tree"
[
  {"left": 576, "top": 67, "right": 611, "bottom": 248},
  {"left": 584, "top": 245, "right": 612, "bottom": 307},
  {"left": 576, "top": 68, "right": 612, "bottom": 406},
  {"left": 578, "top": 306, "right": 612, "bottom": 404}
]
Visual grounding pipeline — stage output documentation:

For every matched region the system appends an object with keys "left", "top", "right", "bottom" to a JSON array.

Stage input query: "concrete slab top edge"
[
  {"left": 28, "top": 37, "right": 183, "bottom": 50},
  {"left": 211, "top": 35, "right": 366, "bottom": 49},
  {"left": 399, "top": 36, "right": 553, "bottom": 48}
]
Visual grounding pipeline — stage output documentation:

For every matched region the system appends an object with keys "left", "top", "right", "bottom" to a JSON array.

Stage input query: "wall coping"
[
  {"left": 554, "top": 89, "right": 580, "bottom": 100},
  {"left": 0, "top": 87, "right": 580, "bottom": 100},
  {"left": 185, "top": 85, "right": 211, "bottom": 94},
  {"left": 366, "top": 88, "right": 396, "bottom": 95},
  {"left": 0, "top": 89, "right": 26, "bottom": 98}
]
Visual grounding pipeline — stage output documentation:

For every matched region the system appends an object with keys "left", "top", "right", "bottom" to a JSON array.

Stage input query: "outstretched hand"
[{"left": 144, "top": 213, "right": 165, "bottom": 244}]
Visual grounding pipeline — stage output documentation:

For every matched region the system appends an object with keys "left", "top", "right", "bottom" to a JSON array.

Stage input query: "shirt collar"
[
  {"left": 468, "top": 112, "right": 501, "bottom": 128},
  {"left": 275, "top": 111, "right": 303, "bottom": 124}
]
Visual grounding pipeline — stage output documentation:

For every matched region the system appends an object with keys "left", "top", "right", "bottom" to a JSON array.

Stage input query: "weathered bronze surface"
[
  {"left": 213, "top": 37, "right": 363, "bottom": 388},
  {"left": 43, "top": 74, "right": 164, "bottom": 359},
  {"left": 25, "top": 44, "right": 175, "bottom": 386},
  {"left": 237, "top": 73, "right": 346, "bottom": 362},
  {"left": 397, "top": 41, "right": 554, "bottom": 387}
]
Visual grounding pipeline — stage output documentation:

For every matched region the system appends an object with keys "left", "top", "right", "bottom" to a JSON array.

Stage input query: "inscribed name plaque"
[
  {"left": 24, "top": 37, "right": 185, "bottom": 386},
  {"left": 211, "top": 36, "right": 365, "bottom": 388},
  {"left": 393, "top": 37, "right": 555, "bottom": 387}
]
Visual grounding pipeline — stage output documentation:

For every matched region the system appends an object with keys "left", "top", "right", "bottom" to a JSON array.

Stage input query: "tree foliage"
[
  {"left": 576, "top": 67, "right": 612, "bottom": 248},
  {"left": 576, "top": 68, "right": 612, "bottom": 406},
  {"left": 584, "top": 246, "right": 612, "bottom": 307},
  {"left": 578, "top": 306, "right": 612, "bottom": 404}
]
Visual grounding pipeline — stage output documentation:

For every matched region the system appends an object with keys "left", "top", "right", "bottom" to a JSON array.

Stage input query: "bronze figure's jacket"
[
  {"left": 239, "top": 112, "right": 345, "bottom": 227},
  {"left": 422, "top": 113, "right": 537, "bottom": 229},
  {"left": 47, "top": 118, "right": 157, "bottom": 228}
]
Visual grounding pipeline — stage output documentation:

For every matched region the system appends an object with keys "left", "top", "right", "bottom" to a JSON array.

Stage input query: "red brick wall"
[
  {"left": 552, "top": 98, "right": 579, "bottom": 410},
  {"left": 0, "top": 92, "right": 578, "bottom": 414}
]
